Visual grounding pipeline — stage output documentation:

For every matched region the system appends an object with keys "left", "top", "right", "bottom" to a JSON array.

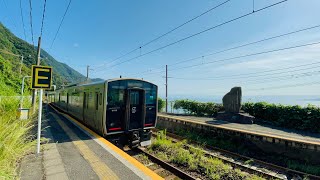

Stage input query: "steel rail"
[
  {"left": 154, "top": 130, "right": 320, "bottom": 180},
  {"left": 135, "top": 147, "right": 197, "bottom": 180}
]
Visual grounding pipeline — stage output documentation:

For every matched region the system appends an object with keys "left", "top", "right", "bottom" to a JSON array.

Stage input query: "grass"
[
  {"left": 159, "top": 126, "right": 320, "bottom": 176},
  {"left": 287, "top": 160, "right": 320, "bottom": 176},
  {"left": 0, "top": 97, "right": 36, "bottom": 179},
  {"left": 148, "top": 130, "right": 264, "bottom": 180}
]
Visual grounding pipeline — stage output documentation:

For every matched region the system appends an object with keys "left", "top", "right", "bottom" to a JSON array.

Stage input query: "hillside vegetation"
[
  {"left": 0, "top": 97, "right": 35, "bottom": 179},
  {"left": 0, "top": 22, "right": 85, "bottom": 95}
]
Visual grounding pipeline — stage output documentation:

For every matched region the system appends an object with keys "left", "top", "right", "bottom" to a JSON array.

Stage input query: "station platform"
[
  {"left": 158, "top": 113, "right": 320, "bottom": 150},
  {"left": 20, "top": 104, "right": 162, "bottom": 180}
]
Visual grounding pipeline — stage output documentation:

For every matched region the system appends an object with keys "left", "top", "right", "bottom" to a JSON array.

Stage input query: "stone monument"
[
  {"left": 222, "top": 87, "right": 242, "bottom": 113},
  {"left": 216, "top": 87, "right": 254, "bottom": 124}
]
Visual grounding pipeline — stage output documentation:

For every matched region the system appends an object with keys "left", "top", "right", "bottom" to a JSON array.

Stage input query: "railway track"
[
  {"left": 124, "top": 147, "right": 197, "bottom": 180},
  {"left": 154, "top": 129, "right": 320, "bottom": 180}
]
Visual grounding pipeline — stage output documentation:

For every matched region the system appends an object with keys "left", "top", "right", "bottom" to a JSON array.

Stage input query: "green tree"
[{"left": 158, "top": 98, "right": 165, "bottom": 112}]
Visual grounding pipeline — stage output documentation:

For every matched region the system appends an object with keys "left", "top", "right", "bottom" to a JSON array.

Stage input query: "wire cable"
[
  {"left": 127, "top": 24, "right": 320, "bottom": 76},
  {"left": 239, "top": 70, "right": 320, "bottom": 85},
  {"left": 170, "top": 25, "right": 320, "bottom": 67},
  {"left": 28, "top": 0, "right": 35, "bottom": 47},
  {"left": 246, "top": 81, "right": 320, "bottom": 91},
  {"left": 94, "top": 0, "right": 231, "bottom": 69},
  {"left": 138, "top": 40, "right": 320, "bottom": 79},
  {"left": 168, "top": 62, "right": 320, "bottom": 80},
  {"left": 171, "top": 66, "right": 320, "bottom": 85},
  {"left": 168, "top": 41, "right": 320, "bottom": 72},
  {"left": 109, "top": 0, "right": 289, "bottom": 68},
  {"left": 40, "top": 0, "right": 47, "bottom": 37},
  {"left": 19, "top": 0, "right": 27, "bottom": 40},
  {"left": 50, "top": 0, "right": 72, "bottom": 50}
]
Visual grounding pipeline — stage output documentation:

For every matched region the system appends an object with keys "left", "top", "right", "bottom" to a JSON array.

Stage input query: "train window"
[
  {"left": 130, "top": 91, "right": 140, "bottom": 105},
  {"left": 95, "top": 93, "right": 99, "bottom": 110},
  {"left": 99, "top": 93, "right": 102, "bottom": 105},
  {"left": 145, "top": 84, "right": 157, "bottom": 105},
  {"left": 108, "top": 88, "right": 125, "bottom": 106},
  {"left": 146, "top": 90, "right": 156, "bottom": 105}
]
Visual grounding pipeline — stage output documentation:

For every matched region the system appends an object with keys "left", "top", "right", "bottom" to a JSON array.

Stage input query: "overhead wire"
[
  {"left": 127, "top": 24, "right": 320, "bottom": 76},
  {"left": 93, "top": 0, "right": 231, "bottom": 70},
  {"left": 167, "top": 41, "right": 320, "bottom": 72},
  {"left": 246, "top": 81, "right": 320, "bottom": 91},
  {"left": 139, "top": 40, "right": 320, "bottom": 78},
  {"left": 49, "top": 0, "right": 72, "bottom": 50},
  {"left": 40, "top": 0, "right": 47, "bottom": 37},
  {"left": 172, "top": 69, "right": 320, "bottom": 87},
  {"left": 19, "top": 0, "right": 27, "bottom": 40},
  {"left": 107, "top": 0, "right": 289, "bottom": 69},
  {"left": 28, "top": 0, "right": 35, "bottom": 47},
  {"left": 167, "top": 61, "right": 320, "bottom": 80},
  {"left": 238, "top": 70, "right": 320, "bottom": 85}
]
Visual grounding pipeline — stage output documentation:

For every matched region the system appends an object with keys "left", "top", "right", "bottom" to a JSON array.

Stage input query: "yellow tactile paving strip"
[
  {"left": 49, "top": 104, "right": 163, "bottom": 180},
  {"left": 159, "top": 114, "right": 320, "bottom": 146},
  {"left": 52, "top": 113, "right": 119, "bottom": 180}
]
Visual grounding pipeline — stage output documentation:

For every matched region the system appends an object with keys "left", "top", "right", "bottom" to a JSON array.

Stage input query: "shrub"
[
  {"left": 0, "top": 97, "right": 36, "bottom": 179},
  {"left": 173, "top": 99, "right": 223, "bottom": 116},
  {"left": 242, "top": 102, "right": 320, "bottom": 133},
  {"left": 157, "top": 98, "right": 165, "bottom": 112}
]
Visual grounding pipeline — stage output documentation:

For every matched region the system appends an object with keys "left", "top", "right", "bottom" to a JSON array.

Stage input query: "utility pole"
[
  {"left": 165, "top": 65, "right": 168, "bottom": 113},
  {"left": 32, "top": 37, "right": 42, "bottom": 112},
  {"left": 19, "top": 55, "right": 24, "bottom": 74},
  {"left": 86, "top": 65, "right": 90, "bottom": 81}
]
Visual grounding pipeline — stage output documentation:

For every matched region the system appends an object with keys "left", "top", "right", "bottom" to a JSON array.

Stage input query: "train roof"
[
  {"left": 107, "top": 78, "right": 156, "bottom": 85},
  {"left": 54, "top": 78, "right": 157, "bottom": 91}
]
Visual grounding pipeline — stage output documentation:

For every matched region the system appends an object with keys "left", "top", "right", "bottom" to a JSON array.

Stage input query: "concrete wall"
[{"left": 157, "top": 117, "right": 320, "bottom": 164}]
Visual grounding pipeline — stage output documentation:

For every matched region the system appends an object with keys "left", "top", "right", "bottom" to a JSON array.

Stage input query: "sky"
[{"left": 1, "top": 0, "right": 320, "bottom": 98}]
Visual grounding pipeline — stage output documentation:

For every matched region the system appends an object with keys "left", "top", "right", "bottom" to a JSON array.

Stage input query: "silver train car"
[{"left": 48, "top": 78, "right": 158, "bottom": 147}]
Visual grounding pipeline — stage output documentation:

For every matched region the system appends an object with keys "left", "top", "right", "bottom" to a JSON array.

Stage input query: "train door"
[
  {"left": 106, "top": 88, "right": 125, "bottom": 132},
  {"left": 83, "top": 92, "right": 87, "bottom": 122},
  {"left": 67, "top": 93, "right": 69, "bottom": 111},
  {"left": 94, "top": 92, "right": 99, "bottom": 128},
  {"left": 125, "top": 88, "right": 146, "bottom": 131}
]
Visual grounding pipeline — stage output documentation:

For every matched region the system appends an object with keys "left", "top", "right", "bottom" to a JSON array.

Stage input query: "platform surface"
[
  {"left": 159, "top": 113, "right": 320, "bottom": 144},
  {"left": 20, "top": 104, "right": 161, "bottom": 180}
]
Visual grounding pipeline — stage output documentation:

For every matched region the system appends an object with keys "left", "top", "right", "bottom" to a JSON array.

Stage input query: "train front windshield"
[{"left": 106, "top": 80, "right": 157, "bottom": 132}]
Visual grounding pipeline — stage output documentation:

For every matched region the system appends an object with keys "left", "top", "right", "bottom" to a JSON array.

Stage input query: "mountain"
[{"left": 0, "top": 22, "right": 85, "bottom": 95}]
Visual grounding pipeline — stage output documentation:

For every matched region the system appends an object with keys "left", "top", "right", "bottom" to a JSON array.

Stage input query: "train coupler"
[{"left": 128, "top": 131, "right": 140, "bottom": 148}]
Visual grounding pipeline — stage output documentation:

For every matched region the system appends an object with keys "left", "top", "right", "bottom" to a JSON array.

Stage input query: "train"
[{"left": 48, "top": 78, "right": 158, "bottom": 148}]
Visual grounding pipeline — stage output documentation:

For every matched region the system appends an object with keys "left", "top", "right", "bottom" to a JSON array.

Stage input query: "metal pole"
[
  {"left": 86, "top": 65, "right": 89, "bottom": 81},
  {"left": 36, "top": 37, "right": 41, "bottom": 65},
  {"left": 20, "top": 76, "right": 31, "bottom": 108},
  {"left": 36, "top": 89, "right": 43, "bottom": 154},
  {"left": 165, "top": 65, "right": 168, "bottom": 113},
  {"left": 32, "top": 37, "right": 42, "bottom": 113},
  {"left": 19, "top": 55, "right": 24, "bottom": 74}
]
